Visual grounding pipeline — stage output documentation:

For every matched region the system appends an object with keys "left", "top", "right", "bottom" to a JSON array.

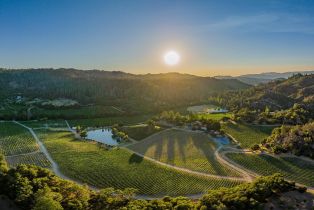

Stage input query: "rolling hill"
[
  {"left": 215, "top": 70, "right": 314, "bottom": 85},
  {"left": 0, "top": 68, "right": 249, "bottom": 114}
]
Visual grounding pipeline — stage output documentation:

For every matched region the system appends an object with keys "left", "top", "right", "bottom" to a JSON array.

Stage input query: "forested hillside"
[
  {"left": 262, "top": 122, "right": 314, "bottom": 158},
  {"left": 0, "top": 68, "right": 249, "bottom": 112},
  {"left": 209, "top": 74, "right": 314, "bottom": 124}
]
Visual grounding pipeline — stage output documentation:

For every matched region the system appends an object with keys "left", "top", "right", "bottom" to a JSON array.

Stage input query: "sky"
[{"left": 1, "top": 0, "right": 314, "bottom": 76}]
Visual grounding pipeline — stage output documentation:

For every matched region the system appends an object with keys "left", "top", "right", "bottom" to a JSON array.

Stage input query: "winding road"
[
  {"left": 13, "top": 121, "right": 80, "bottom": 183},
  {"left": 14, "top": 121, "right": 66, "bottom": 179},
  {"left": 10, "top": 120, "right": 314, "bottom": 197}
]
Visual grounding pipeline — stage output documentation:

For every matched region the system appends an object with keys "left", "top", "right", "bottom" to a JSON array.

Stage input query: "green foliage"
[
  {"left": 111, "top": 126, "right": 129, "bottom": 141},
  {"left": 6, "top": 152, "right": 51, "bottom": 168},
  {"left": 0, "top": 69, "right": 249, "bottom": 119},
  {"left": 119, "top": 123, "right": 163, "bottom": 141},
  {"left": 198, "top": 173, "right": 295, "bottom": 210},
  {"left": 209, "top": 74, "right": 314, "bottom": 124},
  {"left": 226, "top": 153, "right": 314, "bottom": 186},
  {"left": 0, "top": 149, "right": 303, "bottom": 210},
  {"left": 0, "top": 122, "right": 38, "bottom": 156},
  {"left": 68, "top": 115, "right": 152, "bottom": 127},
  {"left": 32, "top": 187, "right": 63, "bottom": 210},
  {"left": 0, "top": 157, "right": 299, "bottom": 210},
  {"left": 0, "top": 164, "right": 90, "bottom": 210},
  {"left": 222, "top": 122, "right": 276, "bottom": 148},
  {"left": 76, "top": 126, "right": 87, "bottom": 139},
  {"left": 157, "top": 111, "right": 222, "bottom": 131},
  {"left": 263, "top": 122, "right": 314, "bottom": 158},
  {"left": 36, "top": 130, "right": 242, "bottom": 196},
  {"left": 128, "top": 129, "right": 241, "bottom": 177},
  {"left": 31, "top": 105, "right": 123, "bottom": 120},
  {"left": 89, "top": 188, "right": 137, "bottom": 210}
]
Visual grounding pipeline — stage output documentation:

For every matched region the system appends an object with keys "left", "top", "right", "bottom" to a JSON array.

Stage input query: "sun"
[{"left": 164, "top": 51, "right": 180, "bottom": 66}]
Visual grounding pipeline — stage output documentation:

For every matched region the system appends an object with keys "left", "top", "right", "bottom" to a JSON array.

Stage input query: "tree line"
[{"left": 259, "top": 121, "right": 314, "bottom": 158}]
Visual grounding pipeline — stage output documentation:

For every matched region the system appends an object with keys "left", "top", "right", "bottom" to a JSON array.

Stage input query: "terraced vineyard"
[
  {"left": 128, "top": 129, "right": 241, "bottom": 177},
  {"left": 0, "top": 122, "right": 38, "bottom": 155},
  {"left": 6, "top": 152, "right": 51, "bottom": 168},
  {"left": 225, "top": 153, "right": 314, "bottom": 187},
  {"left": 222, "top": 123, "right": 276, "bottom": 148},
  {"left": 36, "top": 129, "right": 243, "bottom": 195}
]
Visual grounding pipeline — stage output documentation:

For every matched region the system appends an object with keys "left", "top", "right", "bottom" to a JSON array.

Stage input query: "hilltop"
[{"left": 0, "top": 68, "right": 249, "bottom": 117}]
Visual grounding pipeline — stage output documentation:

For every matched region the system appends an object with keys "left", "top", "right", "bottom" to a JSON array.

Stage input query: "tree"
[
  {"left": 206, "top": 120, "right": 221, "bottom": 131},
  {"left": 32, "top": 196, "right": 63, "bottom": 210},
  {"left": 32, "top": 187, "right": 63, "bottom": 210},
  {"left": 80, "top": 130, "right": 87, "bottom": 139}
]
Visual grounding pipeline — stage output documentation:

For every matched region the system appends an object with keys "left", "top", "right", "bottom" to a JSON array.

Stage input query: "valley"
[{"left": 0, "top": 70, "right": 314, "bottom": 209}]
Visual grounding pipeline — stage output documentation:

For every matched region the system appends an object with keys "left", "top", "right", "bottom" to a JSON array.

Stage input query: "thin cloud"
[{"left": 198, "top": 13, "right": 314, "bottom": 34}]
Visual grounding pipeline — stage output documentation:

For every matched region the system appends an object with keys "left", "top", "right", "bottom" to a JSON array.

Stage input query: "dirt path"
[
  {"left": 65, "top": 120, "right": 81, "bottom": 139},
  {"left": 126, "top": 127, "right": 250, "bottom": 181},
  {"left": 27, "top": 106, "right": 34, "bottom": 120},
  {"left": 64, "top": 126, "right": 242, "bottom": 181},
  {"left": 215, "top": 146, "right": 254, "bottom": 181},
  {"left": 13, "top": 121, "right": 73, "bottom": 181},
  {"left": 123, "top": 147, "right": 246, "bottom": 181},
  {"left": 220, "top": 148, "right": 314, "bottom": 190},
  {"left": 111, "top": 106, "right": 125, "bottom": 113}
]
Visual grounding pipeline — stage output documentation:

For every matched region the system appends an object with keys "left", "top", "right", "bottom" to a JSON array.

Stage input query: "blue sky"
[{"left": 1, "top": 0, "right": 314, "bottom": 76}]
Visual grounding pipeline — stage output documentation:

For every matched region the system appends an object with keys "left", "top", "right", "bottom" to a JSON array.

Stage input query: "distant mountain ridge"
[{"left": 215, "top": 70, "right": 314, "bottom": 85}]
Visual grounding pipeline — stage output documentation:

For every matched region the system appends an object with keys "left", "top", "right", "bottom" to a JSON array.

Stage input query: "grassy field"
[
  {"left": 226, "top": 153, "right": 314, "bottom": 187},
  {"left": 128, "top": 129, "right": 241, "bottom": 177},
  {"left": 69, "top": 115, "right": 152, "bottom": 127},
  {"left": 120, "top": 124, "right": 164, "bottom": 141},
  {"left": 6, "top": 152, "right": 51, "bottom": 168},
  {"left": 222, "top": 122, "right": 276, "bottom": 148},
  {"left": 194, "top": 113, "right": 233, "bottom": 121},
  {"left": 0, "top": 122, "right": 39, "bottom": 155},
  {"left": 36, "top": 129, "right": 243, "bottom": 196}
]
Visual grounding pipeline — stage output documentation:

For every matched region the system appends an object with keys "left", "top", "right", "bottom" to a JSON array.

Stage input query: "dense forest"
[
  {"left": 0, "top": 68, "right": 249, "bottom": 112},
  {"left": 0, "top": 155, "right": 304, "bottom": 210}
]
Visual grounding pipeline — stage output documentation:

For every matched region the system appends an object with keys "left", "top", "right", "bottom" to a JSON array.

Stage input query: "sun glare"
[{"left": 164, "top": 51, "right": 180, "bottom": 66}]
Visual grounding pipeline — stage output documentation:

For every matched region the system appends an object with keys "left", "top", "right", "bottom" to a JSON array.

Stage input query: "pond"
[
  {"left": 212, "top": 136, "right": 230, "bottom": 146},
  {"left": 86, "top": 128, "right": 119, "bottom": 146}
]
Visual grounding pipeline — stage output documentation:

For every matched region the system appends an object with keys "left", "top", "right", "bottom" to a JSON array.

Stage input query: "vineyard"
[
  {"left": 128, "top": 129, "right": 241, "bottom": 177},
  {"left": 36, "top": 129, "right": 243, "bottom": 195},
  {"left": 221, "top": 122, "right": 276, "bottom": 148},
  {"left": 225, "top": 153, "right": 314, "bottom": 187},
  {"left": 0, "top": 122, "right": 38, "bottom": 155},
  {"left": 6, "top": 152, "right": 51, "bottom": 168},
  {"left": 120, "top": 124, "right": 164, "bottom": 141}
]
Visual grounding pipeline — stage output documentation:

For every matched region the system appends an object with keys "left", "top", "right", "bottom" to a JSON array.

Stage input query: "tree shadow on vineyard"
[
  {"left": 128, "top": 153, "right": 143, "bottom": 164},
  {"left": 191, "top": 136, "right": 229, "bottom": 175}
]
